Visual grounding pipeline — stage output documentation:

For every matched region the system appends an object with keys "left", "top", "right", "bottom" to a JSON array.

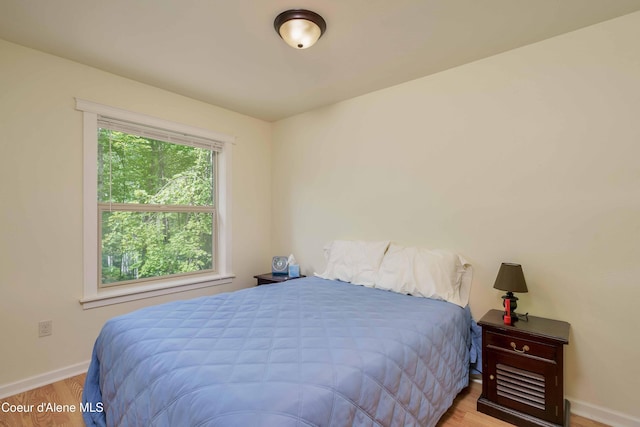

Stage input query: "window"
[{"left": 77, "top": 99, "right": 234, "bottom": 308}]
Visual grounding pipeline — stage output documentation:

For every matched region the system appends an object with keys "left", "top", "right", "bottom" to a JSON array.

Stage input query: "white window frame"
[{"left": 76, "top": 99, "right": 234, "bottom": 309}]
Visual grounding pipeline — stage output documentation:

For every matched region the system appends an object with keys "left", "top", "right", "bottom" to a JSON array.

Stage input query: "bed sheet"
[{"left": 83, "top": 277, "right": 472, "bottom": 427}]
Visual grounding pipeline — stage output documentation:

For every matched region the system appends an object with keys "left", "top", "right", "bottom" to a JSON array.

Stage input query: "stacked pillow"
[
  {"left": 315, "top": 240, "right": 472, "bottom": 307},
  {"left": 315, "top": 240, "right": 390, "bottom": 288}
]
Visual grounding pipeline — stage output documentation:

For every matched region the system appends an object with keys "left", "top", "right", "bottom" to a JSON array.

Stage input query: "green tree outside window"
[{"left": 98, "top": 129, "right": 216, "bottom": 286}]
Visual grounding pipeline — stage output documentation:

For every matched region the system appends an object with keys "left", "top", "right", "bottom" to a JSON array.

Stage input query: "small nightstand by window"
[{"left": 254, "top": 273, "right": 306, "bottom": 286}]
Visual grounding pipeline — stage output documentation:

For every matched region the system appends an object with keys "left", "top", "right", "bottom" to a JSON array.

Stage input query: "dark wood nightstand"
[
  {"left": 477, "top": 309, "right": 570, "bottom": 427},
  {"left": 253, "top": 273, "right": 306, "bottom": 286}
]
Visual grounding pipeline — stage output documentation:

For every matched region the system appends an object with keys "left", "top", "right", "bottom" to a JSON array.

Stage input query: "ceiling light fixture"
[{"left": 274, "top": 9, "right": 326, "bottom": 49}]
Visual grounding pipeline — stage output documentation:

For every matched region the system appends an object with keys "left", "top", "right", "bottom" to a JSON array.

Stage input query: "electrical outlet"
[{"left": 39, "top": 320, "right": 52, "bottom": 337}]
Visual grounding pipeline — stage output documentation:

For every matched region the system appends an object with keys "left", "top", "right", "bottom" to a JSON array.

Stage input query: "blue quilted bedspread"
[{"left": 83, "top": 277, "right": 472, "bottom": 427}]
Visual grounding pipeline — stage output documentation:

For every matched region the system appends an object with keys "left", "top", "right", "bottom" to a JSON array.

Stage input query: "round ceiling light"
[{"left": 274, "top": 9, "right": 327, "bottom": 49}]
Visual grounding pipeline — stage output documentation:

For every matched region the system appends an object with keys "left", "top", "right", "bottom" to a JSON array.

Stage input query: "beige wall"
[
  {"left": 272, "top": 12, "right": 640, "bottom": 423},
  {"left": 0, "top": 40, "right": 271, "bottom": 385},
  {"left": 2, "top": 9, "right": 640, "bottom": 423}
]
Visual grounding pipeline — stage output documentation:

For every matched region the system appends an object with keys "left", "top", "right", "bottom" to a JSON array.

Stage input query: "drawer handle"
[{"left": 510, "top": 342, "right": 530, "bottom": 353}]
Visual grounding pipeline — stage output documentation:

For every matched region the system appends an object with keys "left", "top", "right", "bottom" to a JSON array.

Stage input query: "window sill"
[{"left": 80, "top": 273, "right": 235, "bottom": 309}]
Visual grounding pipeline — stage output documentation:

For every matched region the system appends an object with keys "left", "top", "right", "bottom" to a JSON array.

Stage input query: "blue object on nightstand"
[{"left": 288, "top": 264, "right": 300, "bottom": 278}]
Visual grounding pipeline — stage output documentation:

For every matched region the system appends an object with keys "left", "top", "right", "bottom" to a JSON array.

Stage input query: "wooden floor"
[
  {"left": 0, "top": 375, "right": 609, "bottom": 427},
  {"left": 0, "top": 374, "right": 86, "bottom": 427}
]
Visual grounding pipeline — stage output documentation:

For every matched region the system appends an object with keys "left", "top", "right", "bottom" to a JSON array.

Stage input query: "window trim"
[{"left": 76, "top": 99, "right": 234, "bottom": 309}]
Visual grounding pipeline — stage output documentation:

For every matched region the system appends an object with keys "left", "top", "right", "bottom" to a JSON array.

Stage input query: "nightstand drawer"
[{"left": 485, "top": 330, "right": 557, "bottom": 361}]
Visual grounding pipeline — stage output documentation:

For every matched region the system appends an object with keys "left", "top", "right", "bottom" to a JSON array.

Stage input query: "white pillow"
[
  {"left": 315, "top": 240, "right": 390, "bottom": 287},
  {"left": 376, "top": 244, "right": 472, "bottom": 307}
]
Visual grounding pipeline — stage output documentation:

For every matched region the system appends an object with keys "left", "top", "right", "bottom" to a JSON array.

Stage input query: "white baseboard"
[
  {"left": 473, "top": 379, "right": 638, "bottom": 427},
  {"left": 0, "top": 361, "right": 90, "bottom": 399},
  {"left": 567, "top": 395, "right": 640, "bottom": 427}
]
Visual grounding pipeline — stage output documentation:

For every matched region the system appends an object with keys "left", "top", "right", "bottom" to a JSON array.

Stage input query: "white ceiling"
[{"left": 1, "top": 0, "right": 640, "bottom": 122}]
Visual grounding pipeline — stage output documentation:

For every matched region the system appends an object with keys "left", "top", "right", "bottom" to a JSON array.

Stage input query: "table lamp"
[{"left": 494, "top": 262, "right": 528, "bottom": 322}]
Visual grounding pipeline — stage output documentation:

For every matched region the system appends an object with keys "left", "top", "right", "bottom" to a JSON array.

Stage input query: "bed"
[{"left": 83, "top": 276, "right": 475, "bottom": 427}]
